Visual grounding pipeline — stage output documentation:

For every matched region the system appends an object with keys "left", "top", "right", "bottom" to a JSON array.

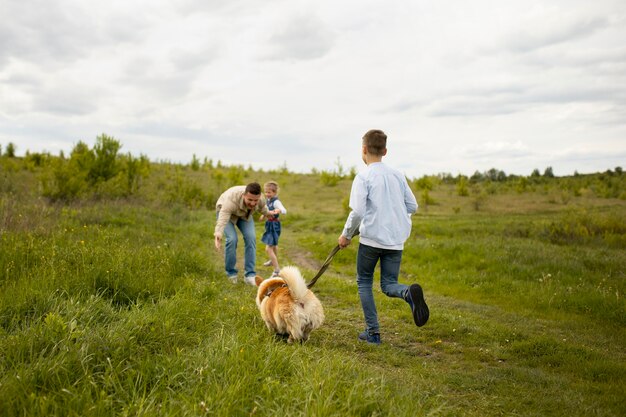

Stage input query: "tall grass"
[{"left": 1, "top": 154, "right": 625, "bottom": 416}]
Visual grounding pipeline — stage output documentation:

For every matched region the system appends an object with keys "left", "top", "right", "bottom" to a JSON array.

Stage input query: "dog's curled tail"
[{"left": 279, "top": 266, "right": 308, "bottom": 301}]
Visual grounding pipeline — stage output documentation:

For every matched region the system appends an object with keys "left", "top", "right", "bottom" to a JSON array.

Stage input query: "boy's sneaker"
[
  {"left": 227, "top": 275, "right": 238, "bottom": 284},
  {"left": 270, "top": 270, "right": 280, "bottom": 278},
  {"left": 263, "top": 260, "right": 272, "bottom": 267},
  {"left": 406, "top": 284, "right": 429, "bottom": 327},
  {"left": 243, "top": 276, "right": 256, "bottom": 286},
  {"left": 358, "top": 331, "right": 381, "bottom": 345}
]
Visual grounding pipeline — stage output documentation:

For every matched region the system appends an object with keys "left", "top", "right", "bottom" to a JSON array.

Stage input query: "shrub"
[
  {"left": 320, "top": 170, "right": 340, "bottom": 187},
  {"left": 420, "top": 189, "right": 436, "bottom": 208},
  {"left": 41, "top": 156, "right": 89, "bottom": 201},
  {"left": 88, "top": 134, "right": 121, "bottom": 184},
  {"left": 457, "top": 176, "right": 469, "bottom": 196},
  {"left": 541, "top": 209, "right": 626, "bottom": 246}
]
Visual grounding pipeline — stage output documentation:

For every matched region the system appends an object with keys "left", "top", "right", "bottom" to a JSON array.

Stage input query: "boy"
[{"left": 338, "top": 129, "right": 429, "bottom": 344}]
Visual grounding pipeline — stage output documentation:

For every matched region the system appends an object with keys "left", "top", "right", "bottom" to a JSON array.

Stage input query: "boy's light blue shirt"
[{"left": 342, "top": 162, "right": 418, "bottom": 250}]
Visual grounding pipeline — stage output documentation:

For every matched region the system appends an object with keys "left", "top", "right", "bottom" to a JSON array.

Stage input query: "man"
[
  {"left": 215, "top": 182, "right": 272, "bottom": 285},
  {"left": 338, "top": 129, "right": 429, "bottom": 345}
]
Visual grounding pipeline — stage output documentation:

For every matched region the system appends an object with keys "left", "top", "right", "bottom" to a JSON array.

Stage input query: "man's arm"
[{"left": 214, "top": 207, "right": 232, "bottom": 250}]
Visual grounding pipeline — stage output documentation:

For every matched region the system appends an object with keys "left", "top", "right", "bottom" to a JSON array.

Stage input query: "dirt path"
[{"left": 283, "top": 245, "right": 321, "bottom": 272}]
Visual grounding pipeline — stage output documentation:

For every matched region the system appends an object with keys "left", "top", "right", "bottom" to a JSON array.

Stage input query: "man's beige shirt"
[{"left": 214, "top": 185, "right": 269, "bottom": 238}]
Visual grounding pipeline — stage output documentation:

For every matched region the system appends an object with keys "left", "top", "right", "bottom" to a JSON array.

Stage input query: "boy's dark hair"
[
  {"left": 245, "top": 182, "right": 262, "bottom": 195},
  {"left": 363, "top": 129, "right": 387, "bottom": 156}
]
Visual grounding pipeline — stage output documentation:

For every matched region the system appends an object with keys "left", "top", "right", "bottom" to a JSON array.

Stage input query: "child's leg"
[
  {"left": 271, "top": 246, "right": 280, "bottom": 270},
  {"left": 266, "top": 245, "right": 279, "bottom": 271},
  {"left": 356, "top": 244, "right": 380, "bottom": 334},
  {"left": 380, "top": 249, "right": 407, "bottom": 298}
]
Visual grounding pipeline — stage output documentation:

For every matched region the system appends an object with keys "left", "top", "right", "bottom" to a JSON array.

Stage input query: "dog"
[{"left": 255, "top": 266, "right": 324, "bottom": 343}]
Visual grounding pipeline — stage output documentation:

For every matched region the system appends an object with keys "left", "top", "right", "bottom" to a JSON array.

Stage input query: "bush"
[
  {"left": 457, "top": 176, "right": 469, "bottom": 196},
  {"left": 89, "top": 134, "right": 121, "bottom": 183},
  {"left": 40, "top": 136, "right": 149, "bottom": 201},
  {"left": 320, "top": 170, "right": 340, "bottom": 187}
]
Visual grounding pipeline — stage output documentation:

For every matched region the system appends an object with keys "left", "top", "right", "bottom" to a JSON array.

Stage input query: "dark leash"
[{"left": 306, "top": 244, "right": 341, "bottom": 289}]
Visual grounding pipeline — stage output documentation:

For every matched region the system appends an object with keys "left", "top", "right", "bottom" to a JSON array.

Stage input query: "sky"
[{"left": 1, "top": 0, "right": 625, "bottom": 178}]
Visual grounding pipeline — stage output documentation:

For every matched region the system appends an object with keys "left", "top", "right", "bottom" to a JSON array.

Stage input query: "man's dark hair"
[
  {"left": 245, "top": 182, "right": 262, "bottom": 195},
  {"left": 363, "top": 129, "right": 387, "bottom": 156}
]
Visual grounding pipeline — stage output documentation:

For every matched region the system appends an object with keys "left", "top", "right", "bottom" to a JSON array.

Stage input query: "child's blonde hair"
[{"left": 264, "top": 181, "right": 279, "bottom": 194}]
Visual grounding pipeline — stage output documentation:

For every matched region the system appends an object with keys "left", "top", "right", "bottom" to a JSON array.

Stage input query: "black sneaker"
[
  {"left": 406, "top": 284, "right": 429, "bottom": 327},
  {"left": 358, "top": 330, "right": 381, "bottom": 345}
]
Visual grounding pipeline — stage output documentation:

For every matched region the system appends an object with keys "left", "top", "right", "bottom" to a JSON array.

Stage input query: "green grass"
[{"left": 1, "top": 158, "right": 625, "bottom": 416}]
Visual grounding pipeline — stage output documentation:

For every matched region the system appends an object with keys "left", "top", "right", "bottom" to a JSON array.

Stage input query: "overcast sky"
[{"left": 1, "top": 0, "right": 625, "bottom": 178}]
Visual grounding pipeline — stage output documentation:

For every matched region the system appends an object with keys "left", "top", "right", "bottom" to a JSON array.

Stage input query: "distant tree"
[
  {"left": 6, "top": 142, "right": 16, "bottom": 158},
  {"left": 486, "top": 168, "right": 499, "bottom": 181},
  {"left": 616, "top": 166, "right": 623, "bottom": 175},
  {"left": 439, "top": 172, "right": 455, "bottom": 184},
  {"left": 278, "top": 161, "right": 289, "bottom": 175},
  {"left": 0, "top": 143, "right": 2, "bottom": 156},
  {"left": 543, "top": 166, "right": 554, "bottom": 178},
  {"left": 470, "top": 170, "right": 484, "bottom": 182},
  {"left": 334, "top": 157, "right": 345, "bottom": 177},
  {"left": 190, "top": 154, "right": 200, "bottom": 171},
  {"left": 531, "top": 168, "right": 541, "bottom": 177},
  {"left": 89, "top": 134, "right": 121, "bottom": 183}
]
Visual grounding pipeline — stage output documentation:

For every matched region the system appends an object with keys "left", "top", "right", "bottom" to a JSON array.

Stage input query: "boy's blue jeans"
[
  {"left": 220, "top": 213, "right": 256, "bottom": 278},
  {"left": 357, "top": 243, "right": 408, "bottom": 334}
]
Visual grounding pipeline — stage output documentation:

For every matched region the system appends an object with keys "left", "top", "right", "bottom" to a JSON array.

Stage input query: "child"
[
  {"left": 260, "top": 181, "right": 287, "bottom": 277},
  {"left": 338, "top": 129, "right": 429, "bottom": 345}
]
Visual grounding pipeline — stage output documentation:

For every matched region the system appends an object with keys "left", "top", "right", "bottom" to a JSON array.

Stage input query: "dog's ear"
[{"left": 255, "top": 275, "right": 264, "bottom": 286}]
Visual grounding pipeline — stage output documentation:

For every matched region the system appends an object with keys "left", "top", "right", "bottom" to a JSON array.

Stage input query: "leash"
[
  {"left": 306, "top": 244, "right": 341, "bottom": 289},
  {"left": 305, "top": 230, "right": 359, "bottom": 289}
]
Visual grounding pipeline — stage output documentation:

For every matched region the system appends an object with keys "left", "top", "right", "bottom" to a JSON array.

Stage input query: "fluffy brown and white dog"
[{"left": 255, "top": 266, "right": 324, "bottom": 343}]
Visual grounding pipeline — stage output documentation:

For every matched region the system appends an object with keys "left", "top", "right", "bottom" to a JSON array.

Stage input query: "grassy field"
[{"left": 1, "top": 152, "right": 625, "bottom": 416}]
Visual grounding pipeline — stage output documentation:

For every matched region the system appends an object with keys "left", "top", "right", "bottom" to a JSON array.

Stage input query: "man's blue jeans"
[
  {"left": 357, "top": 243, "right": 408, "bottom": 334},
  {"left": 221, "top": 213, "right": 256, "bottom": 278}
]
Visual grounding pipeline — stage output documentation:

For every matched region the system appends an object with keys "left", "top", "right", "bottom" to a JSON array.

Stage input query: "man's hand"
[
  {"left": 214, "top": 235, "right": 222, "bottom": 251},
  {"left": 338, "top": 235, "right": 351, "bottom": 249}
]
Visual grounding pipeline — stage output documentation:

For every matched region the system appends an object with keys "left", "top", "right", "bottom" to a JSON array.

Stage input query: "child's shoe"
[
  {"left": 263, "top": 260, "right": 272, "bottom": 267},
  {"left": 358, "top": 330, "right": 381, "bottom": 345},
  {"left": 405, "top": 284, "right": 429, "bottom": 327}
]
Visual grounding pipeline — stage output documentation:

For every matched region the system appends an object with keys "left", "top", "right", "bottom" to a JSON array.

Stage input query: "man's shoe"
[
  {"left": 244, "top": 276, "right": 256, "bottom": 286},
  {"left": 406, "top": 284, "right": 429, "bottom": 327},
  {"left": 263, "top": 260, "right": 272, "bottom": 267},
  {"left": 227, "top": 275, "right": 238, "bottom": 284},
  {"left": 358, "top": 331, "right": 381, "bottom": 345}
]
